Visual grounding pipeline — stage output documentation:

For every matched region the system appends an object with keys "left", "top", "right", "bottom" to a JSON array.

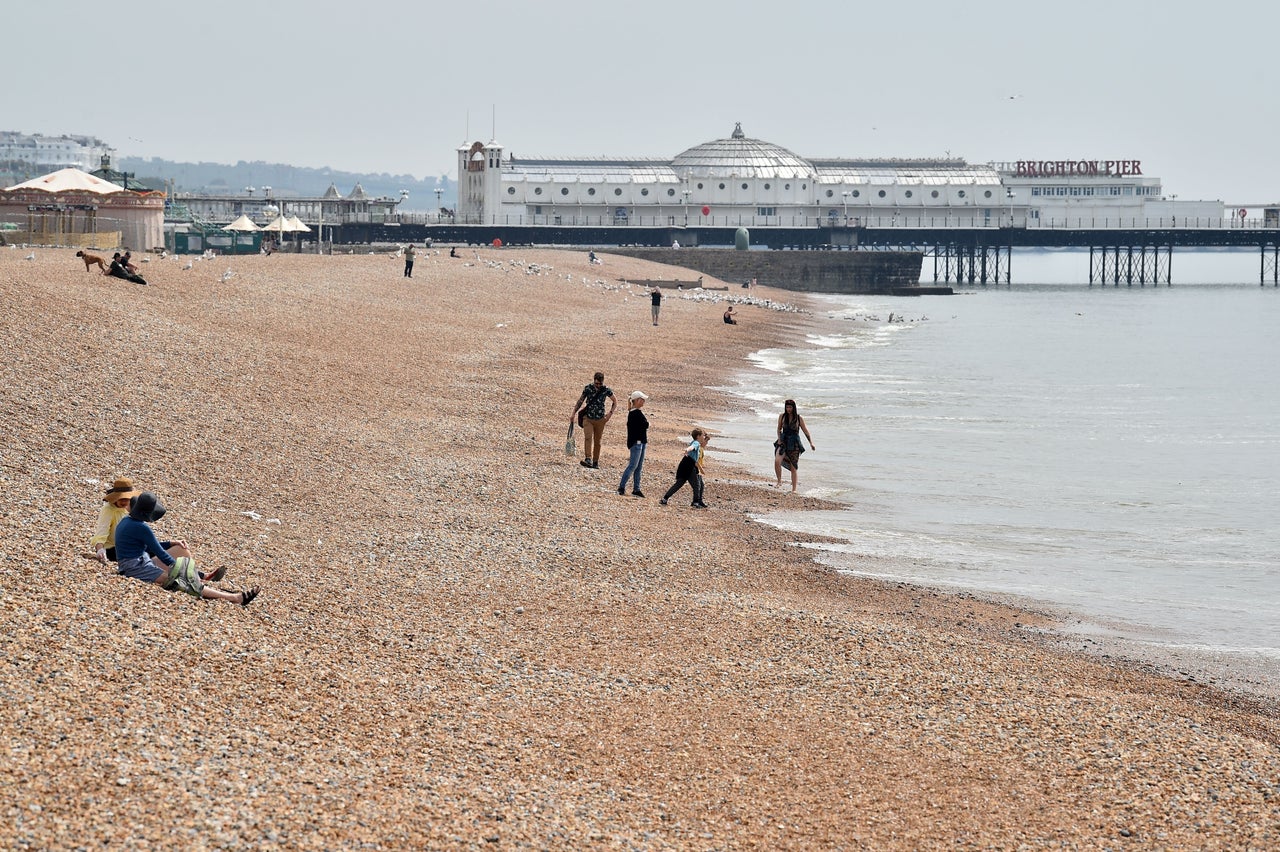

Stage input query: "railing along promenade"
[{"left": 382, "top": 211, "right": 1280, "bottom": 286}]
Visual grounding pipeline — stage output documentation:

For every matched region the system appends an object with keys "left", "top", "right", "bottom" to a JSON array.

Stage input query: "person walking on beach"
[
  {"left": 570, "top": 371, "right": 616, "bottom": 468},
  {"left": 114, "top": 491, "right": 258, "bottom": 606},
  {"left": 650, "top": 286, "right": 662, "bottom": 326},
  {"left": 660, "top": 428, "right": 709, "bottom": 508},
  {"left": 773, "top": 399, "right": 815, "bottom": 492},
  {"left": 617, "top": 391, "right": 649, "bottom": 496},
  {"left": 403, "top": 244, "right": 416, "bottom": 278}
]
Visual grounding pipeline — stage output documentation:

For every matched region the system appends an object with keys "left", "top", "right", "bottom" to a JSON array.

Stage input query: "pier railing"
[{"left": 394, "top": 210, "right": 1278, "bottom": 231}]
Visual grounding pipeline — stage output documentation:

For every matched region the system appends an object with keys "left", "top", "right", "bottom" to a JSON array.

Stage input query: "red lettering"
[
  {"left": 1103, "top": 160, "right": 1116, "bottom": 175},
  {"left": 1015, "top": 161, "right": 1027, "bottom": 176}
]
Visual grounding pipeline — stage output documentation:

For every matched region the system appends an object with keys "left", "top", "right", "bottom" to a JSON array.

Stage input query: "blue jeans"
[{"left": 619, "top": 442, "right": 646, "bottom": 491}]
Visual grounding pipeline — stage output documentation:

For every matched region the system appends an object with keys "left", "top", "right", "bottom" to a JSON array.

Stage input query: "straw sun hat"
[{"left": 102, "top": 478, "right": 141, "bottom": 503}]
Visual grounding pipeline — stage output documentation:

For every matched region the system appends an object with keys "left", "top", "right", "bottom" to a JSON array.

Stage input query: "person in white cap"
[{"left": 617, "top": 391, "right": 649, "bottom": 497}]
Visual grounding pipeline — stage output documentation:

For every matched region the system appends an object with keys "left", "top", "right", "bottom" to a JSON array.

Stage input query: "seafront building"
[
  {"left": 0, "top": 131, "right": 114, "bottom": 176},
  {"left": 0, "top": 167, "right": 163, "bottom": 250},
  {"left": 456, "top": 123, "right": 1223, "bottom": 229}
]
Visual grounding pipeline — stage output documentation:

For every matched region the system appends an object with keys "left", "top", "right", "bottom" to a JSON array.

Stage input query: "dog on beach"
[{"left": 75, "top": 250, "right": 107, "bottom": 273}]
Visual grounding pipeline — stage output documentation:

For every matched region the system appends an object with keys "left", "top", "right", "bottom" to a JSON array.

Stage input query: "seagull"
[
  {"left": 221, "top": 269, "right": 234, "bottom": 282},
  {"left": 182, "top": 259, "right": 193, "bottom": 270},
  {"left": 24, "top": 252, "right": 35, "bottom": 261}
]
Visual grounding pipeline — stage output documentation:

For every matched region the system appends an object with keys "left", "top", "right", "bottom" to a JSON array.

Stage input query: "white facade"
[
  {"left": 0, "top": 131, "right": 115, "bottom": 174},
  {"left": 456, "top": 124, "right": 1227, "bottom": 229}
]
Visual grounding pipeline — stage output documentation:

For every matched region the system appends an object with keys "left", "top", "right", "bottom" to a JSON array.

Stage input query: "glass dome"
[{"left": 671, "top": 123, "right": 815, "bottom": 180}]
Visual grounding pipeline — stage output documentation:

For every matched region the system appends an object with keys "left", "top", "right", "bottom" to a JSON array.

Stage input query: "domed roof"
[{"left": 672, "top": 123, "right": 814, "bottom": 179}]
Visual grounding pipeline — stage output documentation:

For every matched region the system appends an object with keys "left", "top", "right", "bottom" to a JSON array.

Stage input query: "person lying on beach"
[
  {"left": 114, "top": 491, "right": 258, "bottom": 606},
  {"left": 108, "top": 253, "right": 148, "bottom": 285}
]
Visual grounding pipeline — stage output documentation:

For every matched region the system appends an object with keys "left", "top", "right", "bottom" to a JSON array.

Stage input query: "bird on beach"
[
  {"left": 221, "top": 269, "right": 234, "bottom": 282},
  {"left": 182, "top": 259, "right": 193, "bottom": 270},
  {"left": 24, "top": 252, "right": 35, "bottom": 261}
]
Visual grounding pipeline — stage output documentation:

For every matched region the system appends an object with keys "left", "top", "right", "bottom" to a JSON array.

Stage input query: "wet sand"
[{"left": 1, "top": 245, "right": 1276, "bottom": 849}]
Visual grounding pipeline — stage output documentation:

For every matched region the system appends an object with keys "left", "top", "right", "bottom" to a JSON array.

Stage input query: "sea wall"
[{"left": 604, "top": 247, "right": 924, "bottom": 294}]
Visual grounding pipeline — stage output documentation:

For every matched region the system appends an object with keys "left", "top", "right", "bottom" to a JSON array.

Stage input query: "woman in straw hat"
[
  {"left": 88, "top": 478, "right": 180, "bottom": 565},
  {"left": 88, "top": 478, "right": 224, "bottom": 584}
]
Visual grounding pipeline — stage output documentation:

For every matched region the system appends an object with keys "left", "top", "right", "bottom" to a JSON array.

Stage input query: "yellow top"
[{"left": 90, "top": 503, "right": 128, "bottom": 550}]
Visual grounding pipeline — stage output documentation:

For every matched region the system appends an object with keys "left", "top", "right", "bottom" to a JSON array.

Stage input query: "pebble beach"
[{"left": 1, "top": 245, "right": 1277, "bottom": 849}]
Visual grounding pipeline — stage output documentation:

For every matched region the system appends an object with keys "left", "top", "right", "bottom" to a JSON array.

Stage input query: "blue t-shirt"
[
  {"left": 687, "top": 440, "right": 702, "bottom": 465},
  {"left": 114, "top": 516, "right": 176, "bottom": 567}
]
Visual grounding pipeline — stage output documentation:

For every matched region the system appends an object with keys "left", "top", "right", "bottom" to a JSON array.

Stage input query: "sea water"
[{"left": 711, "top": 278, "right": 1280, "bottom": 690}]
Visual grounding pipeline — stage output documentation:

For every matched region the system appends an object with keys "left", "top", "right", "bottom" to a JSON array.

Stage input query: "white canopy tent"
[{"left": 222, "top": 213, "right": 261, "bottom": 254}]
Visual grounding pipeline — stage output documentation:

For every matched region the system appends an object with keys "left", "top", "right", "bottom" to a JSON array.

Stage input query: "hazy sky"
[{"left": 9, "top": 1, "right": 1277, "bottom": 202}]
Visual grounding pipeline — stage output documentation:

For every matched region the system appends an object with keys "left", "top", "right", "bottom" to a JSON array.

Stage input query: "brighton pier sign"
[{"left": 1015, "top": 159, "right": 1143, "bottom": 177}]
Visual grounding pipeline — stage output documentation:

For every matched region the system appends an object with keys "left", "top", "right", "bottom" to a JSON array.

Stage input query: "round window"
[
  {"left": 641, "top": 188, "right": 649, "bottom": 196},
  {"left": 507, "top": 187, "right": 515, "bottom": 195},
  {"left": 667, "top": 188, "right": 675, "bottom": 196},
  {"left": 784, "top": 183, "right": 790, "bottom": 190},
  {"left": 878, "top": 190, "right": 887, "bottom": 198},
  {"left": 718, "top": 183, "right": 725, "bottom": 190},
  {"left": 825, "top": 189, "right": 834, "bottom": 198},
  {"left": 905, "top": 190, "right": 913, "bottom": 198},
  {"left": 534, "top": 187, "right": 542, "bottom": 195},
  {"left": 587, "top": 188, "right": 596, "bottom": 196},
  {"left": 614, "top": 188, "right": 622, "bottom": 196},
  {"left": 741, "top": 183, "right": 748, "bottom": 190},
  {"left": 852, "top": 190, "right": 860, "bottom": 198},
  {"left": 697, "top": 182, "right": 704, "bottom": 190},
  {"left": 931, "top": 190, "right": 939, "bottom": 198},
  {"left": 560, "top": 187, "right": 569, "bottom": 196},
  {"left": 984, "top": 190, "right": 993, "bottom": 198},
  {"left": 958, "top": 190, "right": 967, "bottom": 198},
  {"left": 764, "top": 183, "right": 771, "bottom": 190}
]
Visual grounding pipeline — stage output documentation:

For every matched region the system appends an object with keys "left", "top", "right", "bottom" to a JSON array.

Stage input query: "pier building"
[{"left": 455, "top": 123, "right": 1225, "bottom": 230}]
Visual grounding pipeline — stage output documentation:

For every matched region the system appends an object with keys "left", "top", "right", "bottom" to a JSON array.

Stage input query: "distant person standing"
[
  {"left": 404, "top": 244, "right": 416, "bottom": 278},
  {"left": 650, "top": 286, "right": 662, "bottom": 326},
  {"left": 617, "top": 391, "right": 649, "bottom": 497},
  {"left": 773, "top": 399, "right": 815, "bottom": 492},
  {"left": 570, "top": 371, "right": 616, "bottom": 468}
]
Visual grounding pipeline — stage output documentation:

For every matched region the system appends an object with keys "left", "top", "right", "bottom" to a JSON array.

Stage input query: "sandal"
[{"left": 239, "top": 587, "right": 260, "bottom": 607}]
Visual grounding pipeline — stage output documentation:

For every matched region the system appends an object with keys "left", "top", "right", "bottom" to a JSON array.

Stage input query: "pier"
[{"left": 328, "top": 219, "right": 1280, "bottom": 286}]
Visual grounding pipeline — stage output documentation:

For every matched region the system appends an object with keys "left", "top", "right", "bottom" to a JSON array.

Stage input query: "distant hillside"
[{"left": 117, "top": 157, "right": 454, "bottom": 211}]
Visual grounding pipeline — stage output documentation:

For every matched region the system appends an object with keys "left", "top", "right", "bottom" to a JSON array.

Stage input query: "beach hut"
[{"left": 0, "top": 167, "right": 164, "bottom": 250}]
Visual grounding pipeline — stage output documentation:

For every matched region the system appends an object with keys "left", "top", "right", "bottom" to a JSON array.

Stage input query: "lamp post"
[
  {"left": 842, "top": 191, "right": 851, "bottom": 225},
  {"left": 681, "top": 187, "right": 691, "bottom": 226},
  {"left": 434, "top": 187, "right": 444, "bottom": 221},
  {"left": 1006, "top": 188, "right": 1015, "bottom": 226}
]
